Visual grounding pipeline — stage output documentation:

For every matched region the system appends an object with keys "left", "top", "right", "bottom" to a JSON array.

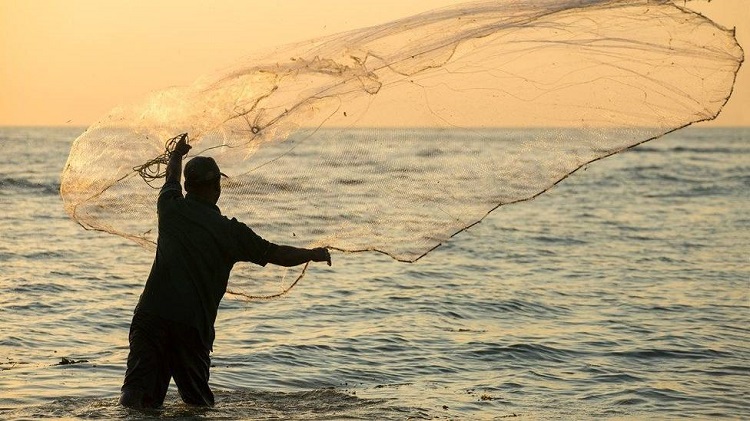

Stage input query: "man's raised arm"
[{"left": 165, "top": 134, "right": 191, "bottom": 185}]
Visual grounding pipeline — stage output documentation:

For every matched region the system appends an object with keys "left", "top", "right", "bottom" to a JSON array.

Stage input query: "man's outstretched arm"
[{"left": 267, "top": 246, "right": 331, "bottom": 267}]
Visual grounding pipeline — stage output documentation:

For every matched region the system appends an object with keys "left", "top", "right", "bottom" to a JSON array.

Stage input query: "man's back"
[{"left": 136, "top": 181, "right": 272, "bottom": 349}]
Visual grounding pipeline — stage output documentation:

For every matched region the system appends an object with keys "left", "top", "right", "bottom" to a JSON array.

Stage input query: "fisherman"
[{"left": 119, "top": 135, "right": 331, "bottom": 409}]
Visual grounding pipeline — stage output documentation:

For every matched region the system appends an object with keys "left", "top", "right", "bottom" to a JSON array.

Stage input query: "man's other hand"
[{"left": 312, "top": 248, "right": 332, "bottom": 266}]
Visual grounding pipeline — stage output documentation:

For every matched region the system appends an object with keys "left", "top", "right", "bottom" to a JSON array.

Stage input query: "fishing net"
[{"left": 60, "top": 0, "right": 743, "bottom": 298}]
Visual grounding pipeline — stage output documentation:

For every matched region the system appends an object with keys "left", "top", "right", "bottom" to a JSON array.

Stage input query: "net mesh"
[{"left": 60, "top": 0, "right": 743, "bottom": 298}]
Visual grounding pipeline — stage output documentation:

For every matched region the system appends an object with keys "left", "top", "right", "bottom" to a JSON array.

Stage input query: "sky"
[{"left": 1, "top": 0, "right": 747, "bottom": 127}]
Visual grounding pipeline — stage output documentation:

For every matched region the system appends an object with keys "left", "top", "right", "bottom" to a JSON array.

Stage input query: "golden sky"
[{"left": 1, "top": 0, "right": 747, "bottom": 127}]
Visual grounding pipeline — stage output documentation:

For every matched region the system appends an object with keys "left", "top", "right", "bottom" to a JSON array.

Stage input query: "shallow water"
[{"left": 1, "top": 126, "right": 748, "bottom": 419}]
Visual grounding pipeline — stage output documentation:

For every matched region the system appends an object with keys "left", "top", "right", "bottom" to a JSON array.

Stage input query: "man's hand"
[
  {"left": 311, "top": 247, "right": 332, "bottom": 266},
  {"left": 173, "top": 134, "right": 192, "bottom": 157}
]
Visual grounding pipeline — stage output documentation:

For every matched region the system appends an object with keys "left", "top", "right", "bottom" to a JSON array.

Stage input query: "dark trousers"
[{"left": 120, "top": 311, "right": 214, "bottom": 409}]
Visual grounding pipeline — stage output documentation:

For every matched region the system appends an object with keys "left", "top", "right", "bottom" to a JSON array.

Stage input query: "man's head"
[{"left": 184, "top": 156, "right": 226, "bottom": 204}]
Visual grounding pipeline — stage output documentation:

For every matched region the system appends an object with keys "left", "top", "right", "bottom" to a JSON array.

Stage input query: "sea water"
[{"left": 0, "top": 126, "right": 748, "bottom": 419}]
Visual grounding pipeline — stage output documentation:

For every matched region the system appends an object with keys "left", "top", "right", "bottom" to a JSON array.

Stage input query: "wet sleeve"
[{"left": 230, "top": 218, "right": 275, "bottom": 266}]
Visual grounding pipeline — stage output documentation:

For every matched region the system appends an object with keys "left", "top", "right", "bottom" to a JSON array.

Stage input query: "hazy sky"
[{"left": 1, "top": 0, "right": 747, "bottom": 127}]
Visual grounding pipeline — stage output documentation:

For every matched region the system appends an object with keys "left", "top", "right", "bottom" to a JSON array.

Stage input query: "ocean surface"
[{"left": 0, "top": 126, "right": 748, "bottom": 420}]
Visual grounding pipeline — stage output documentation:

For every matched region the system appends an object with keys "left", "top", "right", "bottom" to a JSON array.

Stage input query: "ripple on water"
[{"left": 0, "top": 389, "right": 426, "bottom": 421}]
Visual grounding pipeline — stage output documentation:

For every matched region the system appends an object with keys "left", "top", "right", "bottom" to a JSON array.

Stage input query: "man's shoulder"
[
  {"left": 160, "top": 181, "right": 182, "bottom": 197},
  {"left": 226, "top": 216, "right": 254, "bottom": 231},
  {"left": 157, "top": 181, "right": 183, "bottom": 211}
]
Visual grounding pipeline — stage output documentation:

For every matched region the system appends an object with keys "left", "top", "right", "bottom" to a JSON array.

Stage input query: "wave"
[
  {"left": 464, "top": 342, "right": 579, "bottom": 364},
  {"left": 472, "top": 298, "right": 571, "bottom": 317},
  {"left": 632, "top": 145, "right": 750, "bottom": 155},
  {"left": 609, "top": 347, "right": 729, "bottom": 361},
  {"left": 0, "top": 177, "right": 60, "bottom": 196},
  {"left": 0, "top": 388, "right": 417, "bottom": 420}
]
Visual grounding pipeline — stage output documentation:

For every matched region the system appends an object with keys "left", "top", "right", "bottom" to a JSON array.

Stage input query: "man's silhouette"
[{"left": 119, "top": 135, "right": 330, "bottom": 408}]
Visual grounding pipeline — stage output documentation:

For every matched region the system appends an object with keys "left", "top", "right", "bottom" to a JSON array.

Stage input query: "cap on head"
[{"left": 184, "top": 156, "right": 227, "bottom": 184}]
